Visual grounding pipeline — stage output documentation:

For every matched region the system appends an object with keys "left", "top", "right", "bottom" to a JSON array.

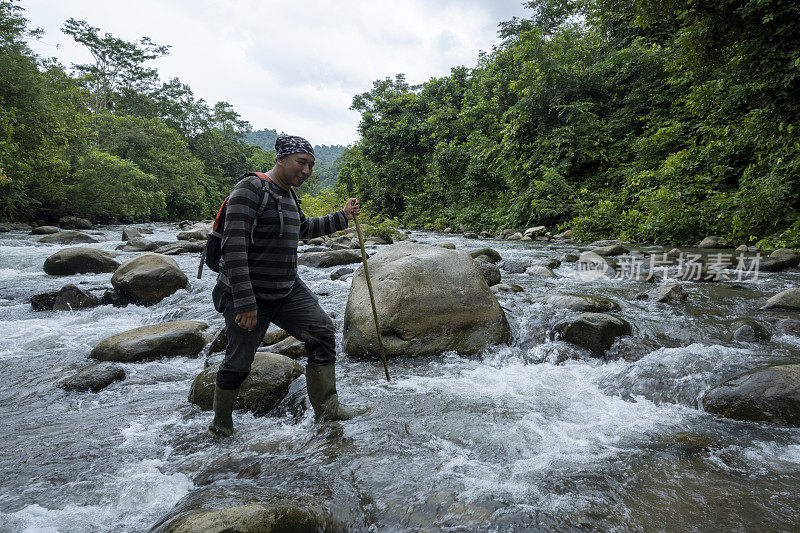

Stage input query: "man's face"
[{"left": 279, "top": 152, "right": 315, "bottom": 187}]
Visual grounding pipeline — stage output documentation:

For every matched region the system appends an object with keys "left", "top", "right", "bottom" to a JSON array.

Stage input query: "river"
[{"left": 0, "top": 224, "right": 798, "bottom": 532}]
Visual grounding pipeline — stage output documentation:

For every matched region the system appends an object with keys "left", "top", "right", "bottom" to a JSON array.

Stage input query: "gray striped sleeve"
[
  {"left": 221, "top": 177, "right": 261, "bottom": 313},
  {"left": 298, "top": 209, "right": 349, "bottom": 240}
]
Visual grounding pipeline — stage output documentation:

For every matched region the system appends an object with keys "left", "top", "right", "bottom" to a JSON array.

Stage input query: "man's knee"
[{"left": 216, "top": 369, "right": 249, "bottom": 390}]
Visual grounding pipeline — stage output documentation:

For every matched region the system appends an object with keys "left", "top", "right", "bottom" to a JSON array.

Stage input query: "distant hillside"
[{"left": 244, "top": 129, "right": 345, "bottom": 165}]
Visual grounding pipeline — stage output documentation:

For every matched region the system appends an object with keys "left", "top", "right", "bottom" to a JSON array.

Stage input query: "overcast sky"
[{"left": 22, "top": 0, "right": 529, "bottom": 146}]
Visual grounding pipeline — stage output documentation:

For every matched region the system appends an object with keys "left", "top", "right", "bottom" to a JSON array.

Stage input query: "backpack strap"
[{"left": 249, "top": 172, "right": 287, "bottom": 241}]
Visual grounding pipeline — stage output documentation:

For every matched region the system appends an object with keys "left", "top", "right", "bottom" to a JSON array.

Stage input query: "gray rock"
[
  {"left": 730, "top": 319, "right": 771, "bottom": 342},
  {"left": 636, "top": 282, "right": 688, "bottom": 303},
  {"left": 177, "top": 228, "right": 209, "bottom": 241},
  {"left": 491, "top": 283, "right": 524, "bottom": 293},
  {"left": 188, "top": 352, "right": 303, "bottom": 415},
  {"left": 60, "top": 362, "right": 125, "bottom": 392},
  {"left": 524, "top": 226, "right": 547, "bottom": 236},
  {"left": 540, "top": 258, "right": 561, "bottom": 269},
  {"left": 58, "top": 216, "right": 92, "bottom": 229},
  {"left": 52, "top": 284, "right": 99, "bottom": 311},
  {"left": 111, "top": 254, "right": 188, "bottom": 305},
  {"left": 759, "top": 256, "right": 800, "bottom": 272},
  {"left": 507, "top": 232, "right": 523, "bottom": 241},
  {"left": 463, "top": 232, "right": 479, "bottom": 239},
  {"left": 344, "top": 243, "right": 510, "bottom": 358},
  {"left": 554, "top": 229, "right": 573, "bottom": 239},
  {"left": 561, "top": 254, "right": 580, "bottom": 263},
  {"left": 297, "top": 249, "right": 362, "bottom": 268},
  {"left": 99, "top": 289, "right": 130, "bottom": 307},
  {"left": 525, "top": 265, "right": 556, "bottom": 278},
  {"left": 770, "top": 248, "right": 800, "bottom": 263},
  {"left": 43, "top": 247, "right": 119, "bottom": 275},
  {"left": 123, "top": 237, "right": 163, "bottom": 252},
  {"left": 262, "top": 336, "right": 305, "bottom": 359},
  {"left": 703, "top": 364, "right": 800, "bottom": 426},
  {"left": 698, "top": 236, "right": 721, "bottom": 248},
  {"left": 735, "top": 245, "right": 749, "bottom": 252},
  {"left": 30, "top": 290, "right": 59, "bottom": 311},
  {"left": 437, "top": 242, "right": 456, "bottom": 249},
  {"left": 474, "top": 259, "right": 502, "bottom": 286},
  {"left": 501, "top": 259, "right": 532, "bottom": 273},
  {"left": 307, "top": 237, "right": 325, "bottom": 245},
  {"left": 122, "top": 227, "right": 142, "bottom": 241},
  {"left": 38, "top": 231, "right": 98, "bottom": 245},
  {"left": 762, "top": 287, "right": 800, "bottom": 311},
  {"left": 536, "top": 294, "right": 621, "bottom": 312},
  {"left": 591, "top": 244, "right": 628, "bottom": 256},
  {"left": 0, "top": 223, "right": 9, "bottom": 232},
  {"left": 330, "top": 267, "right": 354, "bottom": 280},
  {"left": 30, "top": 226, "right": 60, "bottom": 235},
  {"left": 153, "top": 240, "right": 205, "bottom": 255},
  {"left": 553, "top": 313, "right": 633, "bottom": 357},
  {"left": 262, "top": 328, "right": 290, "bottom": 346},
  {"left": 775, "top": 318, "right": 800, "bottom": 336},
  {"left": 154, "top": 502, "right": 331, "bottom": 533},
  {"left": 91, "top": 320, "right": 208, "bottom": 362},
  {"left": 467, "top": 247, "right": 502, "bottom": 263}
]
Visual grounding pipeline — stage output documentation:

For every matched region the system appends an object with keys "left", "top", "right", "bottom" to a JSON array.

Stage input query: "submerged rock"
[
  {"left": 762, "top": 287, "right": 800, "bottom": 311},
  {"left": 535, "top": 294, "right": 621, "bottom": 312},
  {"left": 154, "top": 502, "right": 334, "bottom": 533},
  {"left": 43, "top": 247, "right": 119, "bottom": 276},
  {"left": 730, "top": 319, "right": 771, "bottom": 343},
  {"left": 38, "top": 230, "right": 98, "bottom": 245},
  {"left": 30, "top": 225, "right": 60, "bottom": 235},
  {"left": 122, "top": 227, "right": 142, "bottom": 241},
  {"left": 703, "top": 364, "right": 800, "bottom": 427},
  {"left": 501, "top": 259, "right": 532, "bottom": 274},
  {"left": 60, "top": 362, "right": 125, "bottom": 392},
  {"left": 188, "top": 352, "right": 303, "bottom": 415},
  {"left": 91, "top": 320, "right": 208, "bottom": 362},
  {"left": 52, "top": 284, "right": 99, "bottom": 311},
  {"left": 553, "top": 312, "right": 633, "bottom": 357},
  {"left": 344, "top": 242, "right": 510, "bottom": 358},
  {"left": 635, "top": 282, "right": 688, "bottom": 303},
  {"left": 297, "top": 249, "right": 361, "bottom": 268},
  {"left": 111, "top": 253, "right": 188, "bottom": 305}
]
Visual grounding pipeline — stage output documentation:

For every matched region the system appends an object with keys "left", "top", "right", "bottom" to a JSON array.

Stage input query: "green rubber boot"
[
  {"left": 207, "top": 386, "right": 239, "bottom": 440},
  {"left": 306, "top": 364, "right": 369, "bottom": 422}
]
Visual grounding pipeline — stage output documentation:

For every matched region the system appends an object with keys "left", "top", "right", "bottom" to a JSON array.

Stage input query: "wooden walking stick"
[{"left": 352, "top": 211, "right": 391, "bottom": 382}]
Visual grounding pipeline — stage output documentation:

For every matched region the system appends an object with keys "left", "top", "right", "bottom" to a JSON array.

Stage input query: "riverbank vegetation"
[{"left": 339, "top": 0, "right": 800, "bottom": 247}]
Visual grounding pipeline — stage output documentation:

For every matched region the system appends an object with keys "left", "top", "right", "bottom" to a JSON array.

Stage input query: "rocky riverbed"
[{"left": 0, "top": 222, "right": 799, "bottom": 531}]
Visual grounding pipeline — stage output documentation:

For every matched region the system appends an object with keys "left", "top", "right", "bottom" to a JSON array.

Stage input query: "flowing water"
[{"left": 1, "top": 225, "right": 799, "bottom": 532}]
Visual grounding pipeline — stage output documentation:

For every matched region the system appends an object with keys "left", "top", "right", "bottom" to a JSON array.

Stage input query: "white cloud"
[{"left": 22, "top": 0, "right": 529, "bottom": 145}]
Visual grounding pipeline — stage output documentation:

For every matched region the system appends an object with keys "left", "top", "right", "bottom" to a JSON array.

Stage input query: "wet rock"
[
  {"left": 188, "top": 352, "right": 303, "bottom": 415},
  {"left": 554, "top": 229, "right": 573, "bottom": 239},
  {"left": 463, "top": 231, "right": 479, "bottom": 239},
  {"left": 123, "top": 237, "right": 164, "bottom": 252},
  {"left": 38, "top": 230, "right": 98, "bottom": 245},
  {"left": 536, "top": 294, "right": 621, "bottom": 312},
  {"left": 775, "top": 318, "right": 800, "bottom": 336},
  {"left": 329, "top": 242, "right": 351, "bottom": 251},
  {"left": 507, "top": 232, "right": 523, "bottom": 241},
  {"left": 666, "top": 248, "right": 682, "bottom": 259},
  {"left": 394, "top": 232, "right": 409, "bottom": 242},
  {"left": 43, "top": 247, "right": 119, "bottom": 275},
  {"left": 735, "top": 244, "right": 749, "bottom": 252},
  {"left": 307, "top": 237, "right": 325, "bottom": 245},
  {"left": 178, "top": 228, "right": 210, "bottom": 241},
  {"left": 262, "top": 328, "right": 290, "bottom": 346},
  {"left": 553, "top": 312, "right": 633, "bottom": 357},
  {"left": 58, "top": 216, "right": 92, "bottom": 229},
  {"left": 491, "top": 283, "right": 524, "bottom": 293},
  {"left": 91, "top": 320, "right": 208, "bottom": 362},
  {"left": 30, "top": 290, "right": 59, "bottom": 311},
  {"left": 501, "top": 259, "right": 532, "bottom": 274},
  {"left": 698, "top": 236, "right": 721, "bottom": 248},
  {"left": 703, "top": 364, "right": 800, "bottom": 427},
  {"left": 590, "top": 244, "right": 628, "bottom": 256},
  {"left": 300, "top": 246, "right": 326, "bottom": 253},
  {"left": 297, "top": 249, "right": 361, "bottom": 268},
  {"left": 759, "top": 256, "right": 800, "bottom": 272},
  {"left": 628, "top": 272, "right": 657, "bottom": 283},
  {"left": 261, "top": 336, "right": 305, "bottom": 359},
  {"left": 52, "top": 284, "right": 99, "bottom": 311},
  {"left": 154, "top": 502, "right": 332, "bottom": 533},
  {"left": 30, "top": 225, "right": 60, "bottom": 235},
  {"left": 437, "top": 242, "right": 456, "bottom": 249},
  {"left": 60, "top": 362, "right": 125, "bottom": 392},
  {"left": 635, "top": 282, "right": 688, "bottom": 303},
  {"left": 443, "top": 227, "right": 454, "bottom": 233},
  {"left": 561, "top": 254, "right": 580, "bottom": 263},
  {"left": 99, "top": 289, "right": 130, "bottom": 307},
  {"left": 474, "top": 258, "right": 502, "bottom": 286},
  {"left": 525, "top": 265, "right": 556, "bottom": 278},
  {"left": 154, "top": 241, "right": 206, "bottom": 255},
  {"left": 762, "top": 287, "right": 800, "bottom": 311},
  {"left": 524, "top": 226, "right": 546, "bottom": 237},
  {"left": 479, "top": 231, "right": 492, "bottom": 238},
  {"left": 0, "top": 223, "right": 9, "bottom": 232},
  {"left": 344, "top": 242, "right": 510, "bottom": 358},
  {"left": 467, "top": 247, "right": 502, "bottom": 263},
  {"left": 365, "top": 234, "right": 392, "bottom": 245},
  {"left": 122, "top": 227, "right": 142, "bottom": 241},
  {"left": 330, "top": 267, "right": 354, "bottom": 280},
  {"left": 111, "top": 253, "right": 188, "bottom": 305},
  {"left": 139, "top": 227, "right": 154, "bottom": 234},
  {"left": 540, "top": 258, "right": 561, "bottom": 269},
  {"left": 730, "top": 319, "right": 771, "bottom": 342},
  {"left": 770, "top": 248, "right": 800, "bottom": 264}
]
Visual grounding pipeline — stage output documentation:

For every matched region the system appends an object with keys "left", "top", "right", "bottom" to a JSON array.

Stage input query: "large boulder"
[
  {"left": 60, "top": 362, "right": 126, "bottom": 392},
  {"left": 535, "top": 294, "right": 620, "bottom": 312},
  {"left": 343, "top": 242, "right": 510, "bottom": 358},
  {"left": 30, "top": 225, "right": 60, "bottom": 235},
  {"left": 58, "top": 216, "right": 92, "bottom": 229},
  {"left": 553, "top": 312, "right": 632, "bottom": 357},
  {"left": 154, "top": 502, "right": 332, "bottom": 533},
  {"left": 703, "top": 364, "right": 800, "bottom": 426},
  {"left": 111, "top": 253, "right": 188, "bottom": 305},
  {"left": 188, "top": 352, "right": 303, "bottom": 415},
  {"left": 154, "top": 241, "right": 205, "bottom": 255},
  {"left": 91, "top": 320, "right": 208, "bottom": 362},
  {"left": 297, "top": 249, "right": 361, "bottom": 268},
  {"left": 43, "top": 247, "right": 119, "bottom": 275},
  {"left": 38, "top": 230, "right": 98, "bottom": 245},
  {"left": 761, "top": 287, "right": 800, "bottom": 311}
]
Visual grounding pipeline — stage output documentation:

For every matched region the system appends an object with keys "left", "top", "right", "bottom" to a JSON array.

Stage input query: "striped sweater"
[{"left": 217, "top": 174, "right": 348, "bottom": 312}]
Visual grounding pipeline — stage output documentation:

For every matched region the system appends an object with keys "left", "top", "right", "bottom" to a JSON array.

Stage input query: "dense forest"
[
  {"left": 3, "top": 0, "right": 800, "bottom": 248},
  {"left": 338, "top": 0, "right": 800, "bottom": 247},
  {"left": 0, "top": 0, "right": 276, "bottom": 223}
]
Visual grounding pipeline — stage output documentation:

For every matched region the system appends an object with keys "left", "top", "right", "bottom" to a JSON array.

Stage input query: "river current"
[{"left": 0, "top": 224, "right": 799, "bottom": 532}]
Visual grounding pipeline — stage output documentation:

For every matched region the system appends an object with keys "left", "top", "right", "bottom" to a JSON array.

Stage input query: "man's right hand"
[{"left": 235, "top": 309, "right": 258, "bottom": 331}]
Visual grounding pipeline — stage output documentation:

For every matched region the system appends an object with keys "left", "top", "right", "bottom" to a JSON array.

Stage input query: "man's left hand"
[{"left": 343, "top": 198, "right": 360, "bottom": 220}]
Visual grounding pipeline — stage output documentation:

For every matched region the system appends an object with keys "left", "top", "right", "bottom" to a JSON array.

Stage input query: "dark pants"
[{"left": 213, "top": 279, "right": 336, "bottom": 390}]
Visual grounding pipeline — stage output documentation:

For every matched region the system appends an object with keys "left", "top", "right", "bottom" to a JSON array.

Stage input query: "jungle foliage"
[{"left": 339, "top": 0, "right": 800, "bottom": 246}]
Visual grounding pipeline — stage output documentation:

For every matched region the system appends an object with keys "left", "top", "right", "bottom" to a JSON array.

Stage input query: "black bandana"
[{"left": 275, "top": 134, "right": 314, "bottom": 160}]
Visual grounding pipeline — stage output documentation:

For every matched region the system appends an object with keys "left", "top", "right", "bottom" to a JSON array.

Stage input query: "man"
[{"left": 208, "top": 134, "right": 368, "bottom": 439}]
